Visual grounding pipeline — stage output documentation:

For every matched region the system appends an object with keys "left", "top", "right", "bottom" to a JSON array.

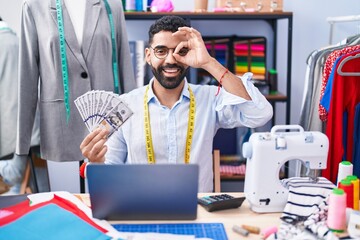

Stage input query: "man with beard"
[{"left": 80, "top": 15, "right": 273, "bottom": 192}]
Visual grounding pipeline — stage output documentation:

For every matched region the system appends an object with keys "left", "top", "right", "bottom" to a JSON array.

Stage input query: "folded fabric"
[
  {"left": 0, "top": 203, "right": 111, "bottom": 240},
  {"left": 0, "top": 194, "right": 107, "bottom": 234},
  {"left": 281, "top": 177, "right": 335, "bottom": 218}
]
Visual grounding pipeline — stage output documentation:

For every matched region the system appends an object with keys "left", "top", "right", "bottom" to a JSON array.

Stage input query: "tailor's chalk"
[
  {"left": 261, "top": 226, "right": 277, "bottom": 239},
  {"left": 232, "top": 225, "right": 249, "bottom": 236},
  {"left": 241, "top": 224, "right": 260, "bottom": 234}
]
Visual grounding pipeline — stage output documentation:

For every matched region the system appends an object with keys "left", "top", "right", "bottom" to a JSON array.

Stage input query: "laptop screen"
[{"left": 87, "top": 164, "right": 199, "bottom": 220}]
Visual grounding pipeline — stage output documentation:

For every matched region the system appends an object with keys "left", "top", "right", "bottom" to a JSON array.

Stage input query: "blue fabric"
[
  {"left": 320, "top": 58, "right": 340, "bottom": 112},
  {"left": 0, "top": 203, "right": 111, "bottom": 240},
  {"left": 353, "top": 104, "right": 360, "bottom": 179}
]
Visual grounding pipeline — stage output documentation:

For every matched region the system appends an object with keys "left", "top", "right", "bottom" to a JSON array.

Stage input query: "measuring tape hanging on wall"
[
  {"left": 143, "top": 85, "right": 196, "bottom": 164},
  {"left": 55, "top": 0, "right": 120, "bottom": 122}
]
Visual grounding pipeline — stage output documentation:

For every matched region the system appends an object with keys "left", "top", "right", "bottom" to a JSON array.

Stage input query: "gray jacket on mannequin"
[{"left": 16, "top": 0, "right": 136, "bottom": 161}]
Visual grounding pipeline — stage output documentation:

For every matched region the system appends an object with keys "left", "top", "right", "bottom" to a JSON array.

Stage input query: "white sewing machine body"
[{"left": 243, "top": 125, "right": 329, "bottom": 213}]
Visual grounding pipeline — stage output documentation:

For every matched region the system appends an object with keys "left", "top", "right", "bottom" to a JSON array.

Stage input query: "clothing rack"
[{"left": 327, "top": 15, "right": 360, "bottom": 44}]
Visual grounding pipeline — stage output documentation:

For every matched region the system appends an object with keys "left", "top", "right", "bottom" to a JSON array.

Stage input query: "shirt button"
[{"left": 81, "top": 72, "right": 88, "bottom": 78}]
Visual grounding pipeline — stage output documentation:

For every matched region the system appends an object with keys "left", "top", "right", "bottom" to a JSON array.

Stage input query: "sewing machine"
[{"left": 242, "top": 125, "right": 329, "bottom": 213}]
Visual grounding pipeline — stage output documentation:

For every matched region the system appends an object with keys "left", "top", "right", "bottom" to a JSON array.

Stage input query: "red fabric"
[
  {"left": 321, "top": 52, "right": 360, "bottom": 183},
  {"left": 79, "top": 162, "right": 88, "bottom": 179},
  {"left": 319, "top": 45, "right": 360, "bottom": 121},
  {"left": 0, "top": 194, "right": 107, "bottom": 233},
  {"left": 220, "top": 164, "right": 246, "bottom": 175}
]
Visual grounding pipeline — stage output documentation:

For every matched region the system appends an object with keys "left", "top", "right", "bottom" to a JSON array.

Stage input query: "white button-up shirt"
[{"left": 105, "top": 73, "right": 273, "bottom": 192}]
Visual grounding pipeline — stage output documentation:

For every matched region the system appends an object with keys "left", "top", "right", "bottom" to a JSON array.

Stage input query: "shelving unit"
[
  {"left": 125, "top": 11, "right": 293, "bottom": 124},
  {"left": 124, "top": 12, "right": 293, "bottom": 190}
]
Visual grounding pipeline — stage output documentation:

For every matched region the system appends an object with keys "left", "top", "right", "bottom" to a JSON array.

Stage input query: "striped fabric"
[
  {"left": 275, "top": 177, "right": 337, "bottom": 240},
  {"left": 281, "top": 177, "right": 335, "bottom": 218}
]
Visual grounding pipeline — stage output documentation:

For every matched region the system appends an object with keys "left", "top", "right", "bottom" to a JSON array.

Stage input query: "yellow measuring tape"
[{"left": 144, "top": 85, "right": 196, "bottom": 164}]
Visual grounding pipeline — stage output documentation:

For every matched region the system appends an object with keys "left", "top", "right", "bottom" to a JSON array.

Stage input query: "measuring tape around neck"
[
  {"left": 55, "top": 0, "right": 120, "bottom": 122},
  {"left": 144, "top": 84, "right": 196, "bottom": 164}
]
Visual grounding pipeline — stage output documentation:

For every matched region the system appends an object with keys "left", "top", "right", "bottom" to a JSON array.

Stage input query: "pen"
[{"left": 232, "top": 225, "right": 249, "bottom": 237}]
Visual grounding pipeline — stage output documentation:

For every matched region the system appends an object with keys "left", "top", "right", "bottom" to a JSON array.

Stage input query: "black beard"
[{"left": 151, "top": 64, "right": 188, "bottom": 89}]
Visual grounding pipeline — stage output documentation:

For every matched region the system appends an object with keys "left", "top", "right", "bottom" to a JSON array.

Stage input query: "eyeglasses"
[{"left": 150, "top": 46, "right": 189, "bottom": 59}]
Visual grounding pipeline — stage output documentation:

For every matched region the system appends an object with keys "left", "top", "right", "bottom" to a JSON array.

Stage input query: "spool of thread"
[
  {"left": 337, "top": 161, "right": 353, "bottom": 185},
  {"left": 232, "top": 225, "right": 249, "bottom": 236},
  {"left": 347, "top": 175, "right": 359, "bottom": 210},
  {"left": 260, "top": 226, "right": 277, "bottom": 239},
  {"left": 339, "top": 178, "right": 354, "bottom": 209},
  {"left": 267, "top": 69, "right": 278, "bottom": 94},
  {"left": 327, "top": 188, "right": 347, "bottom": 232},
  {"left": 241, "top": 224, "right": 261, "bottom": 234}
]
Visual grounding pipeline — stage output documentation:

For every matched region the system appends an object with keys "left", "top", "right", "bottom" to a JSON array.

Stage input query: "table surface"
[{"left": 76, "top": 192, "right": 282, "bottom": 239}]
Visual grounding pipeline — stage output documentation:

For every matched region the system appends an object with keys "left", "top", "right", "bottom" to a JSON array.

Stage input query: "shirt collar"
[{"left": 146, "top": 77, "right": 191, "bottom": 104}]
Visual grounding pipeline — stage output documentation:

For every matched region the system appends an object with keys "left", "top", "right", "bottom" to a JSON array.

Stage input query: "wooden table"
[{"left": 77, "top": 192, "right": 282, "bottom": 239}]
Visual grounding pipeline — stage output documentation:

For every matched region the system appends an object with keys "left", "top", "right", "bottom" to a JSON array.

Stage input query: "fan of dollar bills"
[{"left": 74, "top": 90, "right": 133, "bottom": 137}]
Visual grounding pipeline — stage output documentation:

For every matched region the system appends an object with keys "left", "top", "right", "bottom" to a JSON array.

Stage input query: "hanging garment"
[
  {"left": 353, "top": 104, "right": 360, "bottom": 178},
  {"left": 321, "top": 51, "right": 360, "bottom": 183},
  {"left": 0, "top": 22, "right": 18, "bottom": 158},
  {"left": 299, "top": 48, "right": 332, "bottom": 131},
  {"left": 318, "top": 44, "right": 360, "bottom": 121}
]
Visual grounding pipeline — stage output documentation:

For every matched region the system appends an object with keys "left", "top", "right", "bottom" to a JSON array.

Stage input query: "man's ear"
[{"left": 145, "top": 48, "right": 151, "bottom": 65}]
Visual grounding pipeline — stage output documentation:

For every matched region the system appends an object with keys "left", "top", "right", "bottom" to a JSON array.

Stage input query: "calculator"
[{"left": 198, "top": 194, "right": 246, "bottom": 212}]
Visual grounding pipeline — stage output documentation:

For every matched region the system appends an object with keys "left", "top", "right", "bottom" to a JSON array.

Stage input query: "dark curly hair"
[{"left": 148, "top": 16, "right": 190, "bottom": 44}]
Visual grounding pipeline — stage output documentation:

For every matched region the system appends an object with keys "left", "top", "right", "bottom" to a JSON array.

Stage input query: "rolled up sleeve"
[{"left": 215, "top": 72, "right": 273, "bottom": 129}]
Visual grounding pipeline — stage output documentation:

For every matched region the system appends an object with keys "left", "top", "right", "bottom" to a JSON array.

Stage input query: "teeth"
[{"left": 163, "top": 68, "right": 178, "bottom": 73}]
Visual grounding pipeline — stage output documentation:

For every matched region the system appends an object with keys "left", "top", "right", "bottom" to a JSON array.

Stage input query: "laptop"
[{"left": 86, "top": 164, "right": 199, "bottom": 220}]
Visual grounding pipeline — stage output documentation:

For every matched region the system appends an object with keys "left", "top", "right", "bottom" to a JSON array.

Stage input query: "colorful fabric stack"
[
  {"left": 205, "top": 42, "right": 228, "bottom": 66},
  {"left": 234, "top": 39, "right": 266, "bottom": 81}
]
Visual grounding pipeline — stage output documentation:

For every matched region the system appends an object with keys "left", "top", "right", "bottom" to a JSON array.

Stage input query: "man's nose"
[{"left": 164, "top": 49, "right": 177, "bottom": 63}]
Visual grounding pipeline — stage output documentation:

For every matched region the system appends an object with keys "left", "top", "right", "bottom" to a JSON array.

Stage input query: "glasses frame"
[{"left": 149, "top": 46, "right": 189, "bottom": 59}]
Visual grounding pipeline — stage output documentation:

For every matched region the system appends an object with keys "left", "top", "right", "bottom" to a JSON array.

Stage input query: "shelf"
[
  {"left": 126, "top": 12, "right": 293, "bottom": 171},
  {"left": 125, "top": 11, "right": 293, "bottom": 124},
  {"left": 221, "top": 174, "right": 245, "bottom": 180},
  {"left": 124, "top": 11, "right": 293, "bottom": 20},
  {"left": 265, "top": 92, "right": 287, "bottom": 102}
]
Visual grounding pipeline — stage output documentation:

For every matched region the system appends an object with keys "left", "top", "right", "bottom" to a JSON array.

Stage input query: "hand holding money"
[
  {"left": 74, "top": 90, "right": 133, "bottom": 137},
  {"left": 80, "top": 127, "right": 109, "bottom": 164},
  {"left": 77, "top": 90, "right": 133, "bottom": 167}
]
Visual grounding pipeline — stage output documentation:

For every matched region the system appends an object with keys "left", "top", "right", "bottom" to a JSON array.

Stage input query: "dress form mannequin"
[
  {"left": 0, "top": 19, "right": 40, "bottom": 194},
  {"left": 16, "top": 0, "right": 136, "bottom": 193},
  {"left": 46, "top": 0, "right": 87, "bottom": 193}
]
